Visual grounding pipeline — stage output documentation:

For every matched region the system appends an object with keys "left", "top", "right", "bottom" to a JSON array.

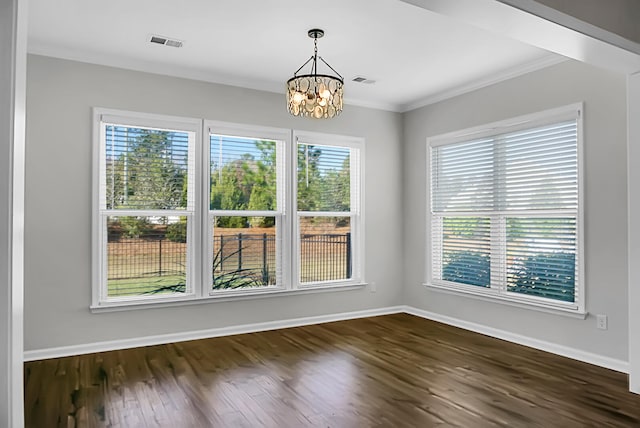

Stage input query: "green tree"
[
  {"left": 210, "top": 140, "right": 277, "bottom": 228},
  {"left": 119, "top": 216, "right": 152, "bottom": 238},
  {"left": 247, "top": 141, "right": 276, "bottom": 226},
  {"left": 443, "top": 217, "right": 484, "bottom": 238},
  {"left": 106, "top": 129, "right": 186, "bottom": 211},
  {"left": 127, "top": 131, "right": 185, "bottom": 210},
  {"left": 297, "top": 144, "right": 323, "bottom": 211},
  {"left": 213, "top": 164, "right": 249, "bottom": 227},
  {"left": 321, "top": 156, "right": 350, "bottom": 211},
  {"left": 105, "top": 157, "right": 127, "bottom": 209}
]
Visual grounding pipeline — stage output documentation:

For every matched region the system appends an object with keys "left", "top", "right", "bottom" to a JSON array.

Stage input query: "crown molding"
[
  {"left": 28, "top": 43, "right": 564, "bottom": 114},
  {"left": 27, "top": 43, "right": 400, "bottom": 112}
]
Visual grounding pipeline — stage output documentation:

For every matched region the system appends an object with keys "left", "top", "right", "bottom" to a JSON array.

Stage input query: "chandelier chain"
[{"left": 313, "top": 37, "right": 318, "bottom": 76}]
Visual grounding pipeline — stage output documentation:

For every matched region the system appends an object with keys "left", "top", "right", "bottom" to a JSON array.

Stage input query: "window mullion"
[
  {"left": 431, "top": 214, "right": 443, "bottom": 282},
  {"left": 197, "top": 122, "right": 209, "bottom": 299},
  {"left": 490, "top": 215, "right": 507, "bottom": 292},
  {"left": 276, "top": 137, "right": 295, "bottom": 289},
  {"left": 289, "top": 133, "right": 298, "bottom": 289},
  {"left": 491, "top": 137, "right": 507, "bottom": 292}
]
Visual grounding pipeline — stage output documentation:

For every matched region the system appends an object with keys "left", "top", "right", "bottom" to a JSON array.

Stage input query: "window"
[
  {"left": 206, "top": 122, "right": 287, "bottom": 295},
  {"left": 295, "top": 132, "right": 362, "bottom": 286},
  {"left": 428, "top": 104, "right": 584, "bottom": 314},
  {"left": 93, "top": 112, "right": 200, "bottom": 305},
  {"left": 93, "top": 110, "right": 364, "bottom": 309}
]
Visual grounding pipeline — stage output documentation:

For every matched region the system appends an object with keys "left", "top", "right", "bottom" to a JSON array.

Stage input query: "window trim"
[
  {"left": 425, "top": 103, "right": 585, "bottom": 315},
  {"left": 91, "top": 110, "right": 366, "bottom": 310}
]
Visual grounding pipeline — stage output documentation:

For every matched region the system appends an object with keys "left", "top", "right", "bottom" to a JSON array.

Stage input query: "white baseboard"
[
  {"left": 402, "top": 305, "right": 630, "bottom": 374},
  {"left": 24, "top": 305, "right": 629, "bottom": 375},
  {"left": 23, "top": 306, "right": 405, "bottom": 362}
]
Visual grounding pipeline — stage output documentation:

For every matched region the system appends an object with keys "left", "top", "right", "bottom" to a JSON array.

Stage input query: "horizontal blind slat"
[
  {"left": 297, "top": 142, "right": 353, "bottom": 212},
  {"left": 104, "top": 124, "right": 193, "bottom": 211},
  {"left": 209, "top": 134, "right": 279, "bottom": 212}
]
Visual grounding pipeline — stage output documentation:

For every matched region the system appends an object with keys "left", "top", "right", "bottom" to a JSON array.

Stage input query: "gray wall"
[
  {"left": 25, "top": 55, "right": 630, "bottom": 363},
  {"left": 403, "top": 60, "right": 629, "bottom": 361},
  {"left": 24, "top": 54, "right": 404, "bottom": 351}
]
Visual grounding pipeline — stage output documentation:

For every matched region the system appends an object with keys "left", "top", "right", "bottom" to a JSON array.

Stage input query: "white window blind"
[
  {"left": 430, "top": 106, "right": 582, "bottom": 312},
  {"left": 104, "top": 125, "right": 193, "bottom": 211}
]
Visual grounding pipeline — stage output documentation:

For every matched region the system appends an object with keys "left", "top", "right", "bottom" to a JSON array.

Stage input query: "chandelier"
[{"left": 286, "top": 29, "right": 344, "bottom": 119}]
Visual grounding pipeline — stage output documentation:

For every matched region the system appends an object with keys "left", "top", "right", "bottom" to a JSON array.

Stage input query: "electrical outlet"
[
  {"left": 596, "top": 314, "right": 608, "bottom": 330},
  {"left": 370, "top": 282, "right": 377, "bottom": 293}
]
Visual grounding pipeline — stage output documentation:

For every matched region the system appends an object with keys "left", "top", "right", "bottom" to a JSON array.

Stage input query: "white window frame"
[
  {"left": 425, "top": 104, "right": 585, "bottom": 316},
  {"left": 92, "top": 110, "right": 365, "bottom": 311},
  {"left": 294, "top": 131, "right": 365, "bottom": 288},
  {"left": 91, "top": 108, "right": 203, "bottom": 308},
  {"left": 205, "top": 121, "right": 290, "bottom": 297}
]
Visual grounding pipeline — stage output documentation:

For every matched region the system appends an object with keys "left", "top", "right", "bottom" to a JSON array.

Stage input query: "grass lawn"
[
  {"left": 106, "top": 227, "right": 351, "bottom": 297},
  {"left": 107, "top": 275, "right": 185, "bottom": 297}
]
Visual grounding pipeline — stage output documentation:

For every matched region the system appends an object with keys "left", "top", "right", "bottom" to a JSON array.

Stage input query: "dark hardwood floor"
[{"left": 24, "top": 313, "right": 640, "bottom": 427}]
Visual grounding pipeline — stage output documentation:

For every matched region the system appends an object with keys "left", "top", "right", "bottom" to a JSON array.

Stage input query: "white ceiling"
[{"left": 27, "top": 0, "right": 563, "bottom": 112}]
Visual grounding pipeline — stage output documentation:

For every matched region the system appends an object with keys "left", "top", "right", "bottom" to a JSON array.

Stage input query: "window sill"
[
  {"left": 423, "top": 282, "right": 588, "bottom": 319},
  {"left": 90, "top": 282, "right": 367, "bottom": 313}
]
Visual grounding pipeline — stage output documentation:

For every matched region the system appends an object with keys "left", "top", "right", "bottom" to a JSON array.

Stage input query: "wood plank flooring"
[{"left": 24, "top": 313, "right": 640, "bottom": 427}]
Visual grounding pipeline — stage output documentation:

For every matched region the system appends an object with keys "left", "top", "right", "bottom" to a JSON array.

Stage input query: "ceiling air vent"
[
  {"left": 352, "top": 76, "right": 376, "bottom": 84},
  {"left": 149, "top": 35, "right": 183, "bottom": 48}
]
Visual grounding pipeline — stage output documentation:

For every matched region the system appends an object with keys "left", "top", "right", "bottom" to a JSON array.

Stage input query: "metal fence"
[
  {"left": 217, "top": 233, "right": 277, "bottom": 285},
  {"left": 107, "top": 237, "right": 187, "bottom": 280},
  {"left": 300, "top": 233, "right": 351, "bottom": 282},
  {"left": 108, "top": 232, "right": 352, "bottom": 284}
]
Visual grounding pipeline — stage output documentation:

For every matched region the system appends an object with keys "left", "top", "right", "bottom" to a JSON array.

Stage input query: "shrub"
[
  {"left": 107, "top": 218, "right": 123, "bottom": 240},
  {"left": 212, "top": 246, "right": 266, "bottom": 290},
  {"left": 442, "top": 251, "right": 490, "bottom": 287},
  {"left": 216, "top": 216, "right": 248, "bottom": 228},
  {"left": 442, "top": 250, "right": 575, "bottom": 302},
  {"left": 509, "top": 252, "right": 575, "bottom": 302},
  {"left": 249, "top": 216, "right": 275, "bottom": 228},
  {"left": 166, "top": 220, "right": 187, "bottom": 243},
  {"left": 120, "top": 216, "right": 152, "bottom": 238}
]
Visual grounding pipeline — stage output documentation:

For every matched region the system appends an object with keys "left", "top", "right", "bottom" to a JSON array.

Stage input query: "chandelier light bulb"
[{"left": 318, "top": 83, "right": 331, "bottom": 100}]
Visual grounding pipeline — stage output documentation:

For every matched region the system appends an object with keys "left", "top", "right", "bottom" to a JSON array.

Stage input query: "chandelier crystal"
[{"left": 286, "top": 29, "right": 344, "bottom": 119}]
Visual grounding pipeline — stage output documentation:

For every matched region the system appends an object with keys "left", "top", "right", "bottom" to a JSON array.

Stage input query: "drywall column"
[
  {"left": 0, "top": 0, "right": 27, "bottom": 425},
  {"left": 629, "top": 72, "right": 640, "bottom": 394},
  {"left": 400, "top": 0, "right": 640, "bottom": 73}
]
